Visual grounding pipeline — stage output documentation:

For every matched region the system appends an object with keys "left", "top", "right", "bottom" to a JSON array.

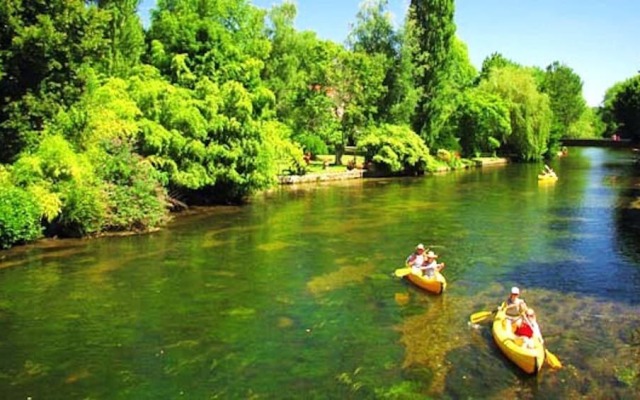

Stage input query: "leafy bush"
[
  {"left": 95, "top": 138, "right": 168, "bottom": 232},
  {"left": 10, "top": 135, "right": 108, "bottom": 237},
  {"left": 0, "top": 184, "right": 43, "bottom": 249},
  {"left": 295, "top": 133, "right": 329, "bottom": 158},
  {"left": 262, "top": 121, "right": 307, "bottom": 176},
  {"left": 55, "top": 181, "right": 107, "bottom": 237},
  {"left": 358, "top": 124, "right": 434, "bottom": 175}
]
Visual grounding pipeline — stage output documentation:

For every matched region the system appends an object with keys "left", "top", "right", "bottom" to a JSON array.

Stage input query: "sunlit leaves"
[
  {"left": 478, "top": 66, "right": 553, "bottom": 161},
  {"left": 541, "top": 61, "right": 588, "bottom": 152},
  {"left": 0, "top": 0, "right": 111, "bottom": 162},
  {"left": 408, "top": 0, "right": 456, "bottom": 147},
  {"left": 451, "top": 88, "right": 511, "bottom": 157},
  {"left": 358, "top": 124, "right": 433, "bottom": 174},
  {"left": 601, "top": 74, "right": 640, "bottom": 141}
]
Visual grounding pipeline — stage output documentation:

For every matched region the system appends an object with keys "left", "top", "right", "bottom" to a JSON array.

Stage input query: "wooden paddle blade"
[
  {"left": 394, "top": 267, "right": 412, "bottom": 278},
  {"left": 470, "top": 311, "right": 493, "bottom": 324},
  {"left": 545, "top": 349, "right": 562, "bottom": 369}
]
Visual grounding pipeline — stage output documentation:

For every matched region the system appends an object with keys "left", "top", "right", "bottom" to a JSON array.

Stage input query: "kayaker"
[
  {"left": 542, "top": 164, "right": 557, "bottom": 178},
  {"left": 504, "top": 286, "right": 528, "bottom": 333},
  {"left": 421, "top": 251, "right": 445, "bottom": 278},
  {"left": 406, "top": 244, "right": 426, "bottom": 275},
  {"left": 515, "top": 308, "right": 543, "bottom": 349}
]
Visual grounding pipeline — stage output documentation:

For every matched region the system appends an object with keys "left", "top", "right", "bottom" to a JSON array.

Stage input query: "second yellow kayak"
[{"left": 405, "top": 271, "right": 447, "bottom": 294}]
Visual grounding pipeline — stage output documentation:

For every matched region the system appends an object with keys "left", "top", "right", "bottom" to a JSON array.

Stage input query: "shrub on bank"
[
  {"left": 358, "top": 124, "right": 434, "bottom": 175},
  {"left": 0, "top": 184, "right": 43, "bottom": 249}
]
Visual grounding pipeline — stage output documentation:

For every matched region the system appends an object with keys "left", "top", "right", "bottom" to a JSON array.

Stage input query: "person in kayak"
[
  {"left": 421, "top": 250, "right": 445, "bottom": 278},
  {"left": 504, "top": 286, "right": 528, "bottom": 332},
  {"left": 514, "top": 308, "right": 543, "bottom": 348},
  {"left": 406, "top": 244, "right": 426, "bottom": 275},
  {"left": 541, "top": 164, "right": 557, "bottom": 178}
]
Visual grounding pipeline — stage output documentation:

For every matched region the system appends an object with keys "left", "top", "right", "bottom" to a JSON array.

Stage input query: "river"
[{"left": 1, "top": 147, "right": 639, "bottom": 399}]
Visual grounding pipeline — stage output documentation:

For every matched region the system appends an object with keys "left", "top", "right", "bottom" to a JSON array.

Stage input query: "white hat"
[
  {"left": 416, "top": 243, "right": 425, "bottom": 250},
  {"left": 511, "top": 287, "right": 520, "bottom": 295},
  {"left": 425, "top": 251, "right": 437, "bottom": 258}
]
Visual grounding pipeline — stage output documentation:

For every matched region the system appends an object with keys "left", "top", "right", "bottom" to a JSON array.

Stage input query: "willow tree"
[
  {"left": 478, "top": 66, "right": 553, "bottom": 161},
  {"left": 407, "top": 0, "right": 456, "bottom": 149},
  {"left": 451, "top": 88, "right": 511, "bottom": 158},
  {"left": 477, "top": 52, "right": 520, "bottom": 83}
]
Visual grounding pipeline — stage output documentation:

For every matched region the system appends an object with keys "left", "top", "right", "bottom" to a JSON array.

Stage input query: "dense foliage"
[
  {"left": 540, "top": 61, "right": 587, "bottom": 154},
  {"left": 601, "top": 74, "right": 640, "bottom": 142},
  {"left": 0, "top": 178, "right": 43, "bottom": 248},
  {"left": 358, "top": 124, "right": 433, "bottom": 175},
  {"left": 0, "top": 0, "right": 612, "bottom": 248},
  {"left": 408, "top": 0, "right": 457, "bottom": 149}
]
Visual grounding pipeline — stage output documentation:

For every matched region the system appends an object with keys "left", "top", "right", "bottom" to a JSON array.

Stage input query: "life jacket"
[
  {"left": 422, "top": 260, "right": 438, "bottom": 277},
  {"left": 515, "top": 321, "right": 534, "bottom": 338},
  {"left": 407, "top": 253, "right": 425, "bottom": 268},
  {"left": 505, "top": 297, "right": 525, "bottom": 317}
]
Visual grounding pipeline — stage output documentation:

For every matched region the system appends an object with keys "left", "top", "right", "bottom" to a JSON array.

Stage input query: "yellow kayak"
[
  {"left": 537, "top": 174, "right": 558, "bottom": 181},
  {"left": 492, "top": 307, "right": 545, "bottom": 374},
  {"left": 405, "top": 271, "right": 447, "bottom": 294}
]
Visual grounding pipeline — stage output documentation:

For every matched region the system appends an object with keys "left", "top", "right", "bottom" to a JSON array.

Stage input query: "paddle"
[
  {"left": 469, "top": 309, "right": 497, "bottom": 324},
  {"left": 523, "top": 314, "right": 562, "bottom": 369},
  {"left": 545, "top": 348, "right": 562, "bottom": 369},
  {"left": 394, "top": 267, "right": 412, "bottom": 278}
]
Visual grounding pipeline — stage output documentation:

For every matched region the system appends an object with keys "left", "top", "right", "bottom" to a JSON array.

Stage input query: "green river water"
[{"left": 1, "top": 147, "right": 639, "bottom": 399}]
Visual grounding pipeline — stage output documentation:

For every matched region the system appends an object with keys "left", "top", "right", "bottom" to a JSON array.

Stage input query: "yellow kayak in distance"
[
  {"left": 491, "top": 307, "right": 545, "bottom": 374},
  {"left": 537, "top": 173, "right": 558, "bottom": 182},
  {"left": 405, "top": 271, "right": 447, "bottom": 294}
]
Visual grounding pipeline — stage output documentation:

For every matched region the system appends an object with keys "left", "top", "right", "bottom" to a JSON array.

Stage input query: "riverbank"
[
  {"left": 0, "top": 157, "right": 509, "bottom": 255},
  {"left": 277, "top": 157, "right": 509, "bottom": 185}
]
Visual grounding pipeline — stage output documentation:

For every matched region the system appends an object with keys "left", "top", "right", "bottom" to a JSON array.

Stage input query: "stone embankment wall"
[
  {"left": 277, "top": 158, "right": 508, "bottom": 185},
  {"left": 278, "top": 169, "right": 364, "bottom": 184}
]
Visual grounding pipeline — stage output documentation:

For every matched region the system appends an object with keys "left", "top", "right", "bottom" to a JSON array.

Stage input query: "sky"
[{"left": 138, "top": 0, "right": 640, "bottom": 107}]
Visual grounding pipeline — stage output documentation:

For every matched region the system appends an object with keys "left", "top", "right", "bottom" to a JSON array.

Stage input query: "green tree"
[
  {"left": 451, "top": 88, "right": 511, "bottom": 157},
  {"left": 477, "top": 52, "right": 519, "bottom": 82},
  {"left": 432, "top": 37, "right": 477, "bottom": 151},
  {"left": 478, "top": 66, "right": 553, "bottom": 161},
  {"left": 0, "top": 0, "right": 110, "bottom": 163},
  {"left": 407, "top": 0, "right": 457, "bottom": 149},
  {"left": 541, "top": 61, "right": 587, "bottom": 152},
  {"left": 90, "top": 0, "right": 146, "bottom": 76},
  {"left": 262, "top": 2, "right": 306, "bottom": 124},
  {"left": 601, "top": 74, "right": 640, "bottom": 142},
  {"left": 347, "top": 0, "right": 407, "bottom": 124},
  {"left": 388, "top": 18, "right": 419, "bottom": 125},
  {"left": 146, "top": 0, "right": 284, "bottom": 202},
  {"left": 566, "top": 107, "right": 600, "bottom": 139},
  {"left": 0, "top": 172, "right": 43, "bottom": 248},
  {"left": 330, "top": 49, "right": 387, "bottom": 164},
  {"left": 285, "top": 38, "right": 343, "bottom": 157}
]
